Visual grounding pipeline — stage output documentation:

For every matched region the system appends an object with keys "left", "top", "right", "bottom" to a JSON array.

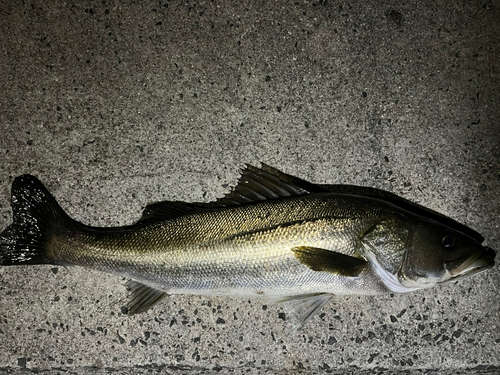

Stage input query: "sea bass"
[{"left": 0, "top": 165, "right": 495, "bottom": 328}]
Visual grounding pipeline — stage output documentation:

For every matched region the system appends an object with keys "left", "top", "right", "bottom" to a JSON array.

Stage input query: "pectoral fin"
[
  {"left": 292, "top": 246, "right": 367, "bottom": 277},
  {"left": 126, "top": 280, "right": 169, "bottom": 314}
]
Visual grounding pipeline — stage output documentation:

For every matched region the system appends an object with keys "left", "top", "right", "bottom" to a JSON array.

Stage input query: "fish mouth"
[{"left": 445, "top": 247, "right": 496, "bottom": 279}]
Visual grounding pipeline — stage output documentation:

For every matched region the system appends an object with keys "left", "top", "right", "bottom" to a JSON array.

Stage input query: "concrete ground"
[{"left": 0, "top": 0, "right": 499, "bottom": 374}]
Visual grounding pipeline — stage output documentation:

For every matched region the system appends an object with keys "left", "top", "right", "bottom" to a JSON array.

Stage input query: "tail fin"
[{"left": 0, "top": 174, "right": 69, "bottom": 265}]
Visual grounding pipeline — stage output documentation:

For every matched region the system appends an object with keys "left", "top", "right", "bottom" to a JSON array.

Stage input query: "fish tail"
[{"left": 0, "top": 174, "right": 72, "bottom": 265}]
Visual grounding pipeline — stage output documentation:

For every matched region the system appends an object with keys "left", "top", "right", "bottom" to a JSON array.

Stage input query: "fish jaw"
[
  {"left": 444, "top": 246, "right": 496, "bottom": 280},
  {"left": 396, "top": 245, "right": 495, "bottom": 289}
]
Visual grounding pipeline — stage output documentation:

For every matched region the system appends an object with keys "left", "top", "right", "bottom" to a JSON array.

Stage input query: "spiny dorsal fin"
[
  {"left": 218, "top": 164, "right": 326, "bottom": 206},
  {"left": 292, "top": 246, "right": 368, "bottom": 277},
  {"left": 125, "top": 280, "right": 169, "bottom": 314},
  {"left": 259, "top": 164, "right": 327, "bottom": 193}
]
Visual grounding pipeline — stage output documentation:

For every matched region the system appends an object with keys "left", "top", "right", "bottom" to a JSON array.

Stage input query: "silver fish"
[{"left": 0, "top": 164, "right": 495, "bottom": 328}]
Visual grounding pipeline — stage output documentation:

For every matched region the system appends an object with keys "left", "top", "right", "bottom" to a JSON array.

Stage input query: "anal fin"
[{"left": 125, "top": 280, "right": 169, "bottom": 314}]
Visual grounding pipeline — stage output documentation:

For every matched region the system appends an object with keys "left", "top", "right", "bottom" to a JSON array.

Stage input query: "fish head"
[
  {"left": 362, "top": 212, "right": 495, "bottom": 292},
  {"left": 398, "top": 219, "right": 496, "bottom": 289}
]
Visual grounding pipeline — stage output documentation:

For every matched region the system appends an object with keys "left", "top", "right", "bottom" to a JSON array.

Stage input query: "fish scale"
[{"left": 50, "top": 195, "right": 377, "bottom": 293}]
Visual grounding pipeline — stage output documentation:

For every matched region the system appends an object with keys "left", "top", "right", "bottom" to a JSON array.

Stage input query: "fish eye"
[{"left": 441, "top": 234, "right": 456, "bottom": 248}]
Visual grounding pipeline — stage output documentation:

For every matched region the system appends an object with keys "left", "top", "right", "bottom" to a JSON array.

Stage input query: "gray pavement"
[{"left": 0, "top": 1, "right": 499, "bottom": 374}]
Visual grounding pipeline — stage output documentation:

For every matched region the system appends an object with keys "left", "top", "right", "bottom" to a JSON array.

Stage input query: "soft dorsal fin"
[
  {"left": 218, "top": 164, "right": 326, "bottom": 206},
  {"left": 136, "top": 201, "right": 208, "bottom": 225},
  {"left": 135, "top": 164, "right": 327, "bottom": 223}
]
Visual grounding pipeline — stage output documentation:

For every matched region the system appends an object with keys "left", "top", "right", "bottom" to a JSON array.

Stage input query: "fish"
[{"left": 0, "top": 164, "right": 496, "bottom": 328}]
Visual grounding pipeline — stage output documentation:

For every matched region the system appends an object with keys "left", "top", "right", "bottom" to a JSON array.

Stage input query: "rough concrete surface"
[{"left": 0, "top": 0, "right": 499, "bottom": 374}]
